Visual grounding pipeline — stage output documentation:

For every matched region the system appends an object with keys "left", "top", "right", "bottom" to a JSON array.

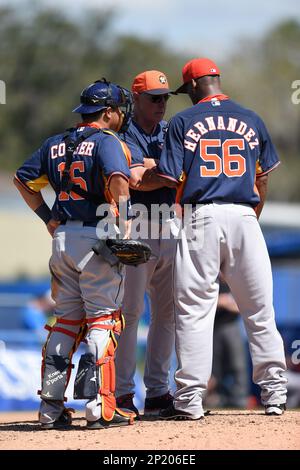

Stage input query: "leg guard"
[
  {"left": 97, "top": 333, "right": 118, "bottom": 421},
  {"left": 41, "top": 355, "right": 71, "bottom": 400},
  {"left": 40, "top": 317, "right": 87, "bottom": 402},
  {"left": 85, "top": 310, "right": 134, "bottom": 422},
  {"left": 74, "top": 353, "right": 98, "bottom": 399}
]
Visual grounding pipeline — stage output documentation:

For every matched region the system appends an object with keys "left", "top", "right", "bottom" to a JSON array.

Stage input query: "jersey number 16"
[{"left": 57, "top": 161, "right": 87, "bottom": 200}]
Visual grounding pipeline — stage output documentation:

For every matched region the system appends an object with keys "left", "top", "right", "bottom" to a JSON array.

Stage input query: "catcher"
[{"left": 14, "top": 79, "right": 150, "bottom": 430}]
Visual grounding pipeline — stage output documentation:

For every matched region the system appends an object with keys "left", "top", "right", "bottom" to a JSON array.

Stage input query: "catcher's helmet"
[{"left": 73, "top": 78, "right": 133, "bottom": 131}]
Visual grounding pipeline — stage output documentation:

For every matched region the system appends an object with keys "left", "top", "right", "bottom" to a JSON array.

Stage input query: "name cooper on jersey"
[
  {"left": 184, "top": 115, "right": 259, "bottom": 152},
  {"left": 50, "top": 140, "right": 95, "bottom": 159}
]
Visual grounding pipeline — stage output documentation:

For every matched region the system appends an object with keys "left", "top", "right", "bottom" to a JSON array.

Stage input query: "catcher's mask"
[{"left": 72, "top": 78, "right": 133, "bottom": 132}]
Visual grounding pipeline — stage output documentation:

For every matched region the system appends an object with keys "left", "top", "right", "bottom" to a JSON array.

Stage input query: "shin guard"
[
  {"left": 97, "top": 335, "right": 117, "bottom": 421},
  {"left": 40, "top": 317, "right": 86, "bottom": 401},
  {"left": 74, "top": 353, "right": 98, "bottom": 399},
  {"left": 41, "top": 355, "right": 71, "bottom": 400},
  {"left": 86, "top": 310, "right": 130, "bottom": 422}
]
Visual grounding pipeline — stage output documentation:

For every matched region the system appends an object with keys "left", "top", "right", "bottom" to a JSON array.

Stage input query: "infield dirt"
[{"left": 0, "top": 409, "right": 299, "bottom": 450}]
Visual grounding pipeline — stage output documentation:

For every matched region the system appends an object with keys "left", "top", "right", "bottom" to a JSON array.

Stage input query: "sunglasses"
[{"left": 145, "top": 94, "right": 170, "bottom": 103}]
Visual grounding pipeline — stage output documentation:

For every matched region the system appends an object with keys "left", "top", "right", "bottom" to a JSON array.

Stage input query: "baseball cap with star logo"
[
  {"left": 175, "top": 58, "right": 220, "bottom": 94},
  {"left": 132, "top": 70, "right": 171, "bottom": 95}
]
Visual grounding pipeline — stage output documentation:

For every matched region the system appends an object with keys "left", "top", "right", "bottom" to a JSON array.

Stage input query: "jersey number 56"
[{"left": 200, "top": 138, "right": 246, "bottom": 177}]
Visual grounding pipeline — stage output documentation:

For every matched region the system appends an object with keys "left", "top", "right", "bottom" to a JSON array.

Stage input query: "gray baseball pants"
[
  {"left": 116, "top": 219, "right": 176, "bottom": 399},
  {"left": 173, "top": 202, "right": 287, "bottom": 418},
  {"left": 39, "top": 221, "right": 125, "bottom": 424}
]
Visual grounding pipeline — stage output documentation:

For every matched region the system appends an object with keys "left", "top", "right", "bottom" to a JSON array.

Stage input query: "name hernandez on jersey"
[
  {"left": 157, "top": 97, "right": 280, "bottom": 207},
  {"left": 184, "top": 115, "right": 259, "bottom": 153}
]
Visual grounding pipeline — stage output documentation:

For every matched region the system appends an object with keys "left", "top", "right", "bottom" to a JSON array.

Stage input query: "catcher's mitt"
[{"left": 105, "top": 239, "right": 152, "bottom": 266}]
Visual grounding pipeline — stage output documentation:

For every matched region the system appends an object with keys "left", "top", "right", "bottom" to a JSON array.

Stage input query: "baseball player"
[
  {"left": 14, "top": 79, "right": 137, "bottom": 429},
  {"left": 115, "top": 70, "right": 176, "bottom": 417},
  {"left": 155, "top": 58, "right": 287, "bottom": 419}
]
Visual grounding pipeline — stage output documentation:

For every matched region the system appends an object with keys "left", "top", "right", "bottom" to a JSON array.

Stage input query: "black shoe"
[
  {"left": 144, "top": 392, "right": 174, "bottom": 417},
  {"left": 40, "top": 408, "right": 73, "bottom": 429},
  {"left": 86, "top": 409, "right": 135, "bottom": 429},
  {"left": 159, "top": 404, "right": 204, "bottom": 421},
  {"left": 265, "top": 403, "right": 286, "bottom": 416},
  {"left": 116, "top": 393, "right": 140, "bottom": 419}
]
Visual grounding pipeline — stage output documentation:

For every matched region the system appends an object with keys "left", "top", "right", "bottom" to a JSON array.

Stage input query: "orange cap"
[
  {"left": 132, "top": 70, "right": 170, "bottom": 95},
  {"left": 175, "top": 58, "right": 220, "bottom": 94}
]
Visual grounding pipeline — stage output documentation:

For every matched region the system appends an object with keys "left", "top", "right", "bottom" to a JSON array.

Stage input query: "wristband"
[{"left": 34, "top": 202, "right": 52, "bottom": 225}]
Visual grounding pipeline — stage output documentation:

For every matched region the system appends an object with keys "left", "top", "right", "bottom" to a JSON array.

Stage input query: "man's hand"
[
  {"left": 255, "top": 175, "right": 268, "bottom": 219},
  {"left": 47, "top": 219, "right": 61, "bottom": 238},
  {"left": 130, "top": 166, "right": 178, "bottom": 191},
  {"left": 143, "top": 158, "right": 158, "bottom": 169}
]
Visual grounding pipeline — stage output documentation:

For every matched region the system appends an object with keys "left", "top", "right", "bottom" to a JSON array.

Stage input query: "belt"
[
  {"left": 190, "top": 201, "right": 213, "bottom": 208},
  {"left": 60, "top": 219, "right": 103, "bottom": 227},
  {"left": 190, "top": 201, "right": 251, "bottom": 208}
]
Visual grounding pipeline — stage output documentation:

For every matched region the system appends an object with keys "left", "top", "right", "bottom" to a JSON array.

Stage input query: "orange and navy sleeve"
[
  {"left": 15, "top": 144, "right": 49, "bottom": 193},
  {"left": 98, "top": 131, "right": 131, "bottom": 186},
  {"left": 255, "top": 115, "right": 280, "bottom": 178},
  {"left": 121, "top": 133, "right": 144, "bottom": 169},
  {"left": 157, "top": 116, "right": 184, "bottom": 183}
]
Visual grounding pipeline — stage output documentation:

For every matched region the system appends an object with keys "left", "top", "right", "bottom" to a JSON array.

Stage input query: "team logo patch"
[
  {"left": 211, "top": 97, "right": 220, "bottom": 107},
  {"left": 210, "top": 68, "right": 217, "bottom": 73},
  {"left": 159, "top": 75, "right": 167, "bottom": 84}
]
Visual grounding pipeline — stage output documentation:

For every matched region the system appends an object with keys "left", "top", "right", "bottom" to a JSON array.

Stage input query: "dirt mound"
[{"left": 0, "top": 410, "right": 299, "bottom": 450}]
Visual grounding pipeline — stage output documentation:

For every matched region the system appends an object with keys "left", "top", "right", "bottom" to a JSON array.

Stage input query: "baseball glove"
[{"left": 105, "top": 239, "right": 152, "bottom": 266}]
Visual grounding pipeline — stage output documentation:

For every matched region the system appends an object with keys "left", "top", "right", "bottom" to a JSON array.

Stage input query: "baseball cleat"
[
  {"left": 40, "top": 407, "right": 74, "bottom": 429},
  {"left": 86, "top": 409, "right": 135, "bottom": 429},
  {"left": 159, "top": 404, "right": 204, "bottom": 421},
  {"left": 144, "top": 392, "right": 174, "bottom": 417},
  {"left": 264, "top": 403, "right": 286, "bottom": 416},
  {"left": 116, "top": 393, "right": 140, "bottom": 419}
]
